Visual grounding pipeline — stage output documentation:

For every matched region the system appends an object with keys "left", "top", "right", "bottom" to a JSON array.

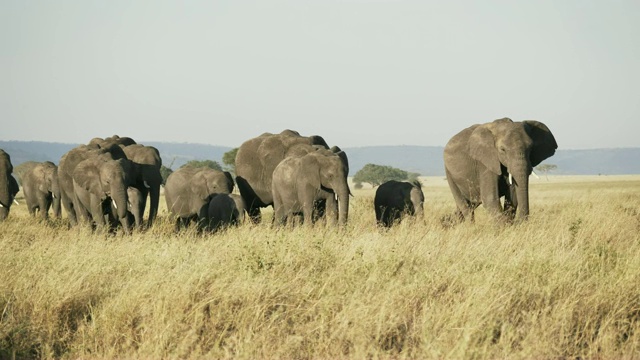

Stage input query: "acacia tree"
[
  {"left": 180, "top": 160, "right": 222, "bottom": 171},
  {"left": 535, "top": 164, "right": 558, "bottom": 181},
  {"left": 222, "top": 148, "right": 239, "bottom": 175},
  {"left": 353, "top": 164, "right": 410, "bottom": 188}
]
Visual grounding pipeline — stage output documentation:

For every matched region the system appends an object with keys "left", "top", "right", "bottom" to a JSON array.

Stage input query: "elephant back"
[{"left": 236, "top": 130, "right": 332, "bottom": 209}]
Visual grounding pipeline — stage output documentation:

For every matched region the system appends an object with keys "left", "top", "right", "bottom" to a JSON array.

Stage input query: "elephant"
[
  {"left": 164, "top": 166, "right": 235, "bottom": 230},
  {"left": 272, "top": 149, "right": 350, "bottom": 226},
  {"left": 235, "top": 129, "right": 346, "bottom": 223},
  {"left": 443, "top": 117, "right": 557, "bottom": 223},
  {"left": 123, "top": 186, "right": 143, "bottom": 229},
  {"left": 374, "top": 180, "right": 424, "bottom": 228},
  {"left": 0, "top": 149, "right": 20, "bottom": 221},
  {"left": 18, "top": 161, "right": 61, "bottom": 220},
  {"left": 122, "top": 144, "right": 162, "bottom": 229},
  {"left": 88, "top": 135, "right": 137, "bottom": 148},
  {"left": 59, "top": 144, "right": 127, "bottom": 225},
  {"left": 204, "top": 193, "right": 246, "bottom": 232},
  {"left": 72, "top": 154, "right": 134, "bottom": 233}
]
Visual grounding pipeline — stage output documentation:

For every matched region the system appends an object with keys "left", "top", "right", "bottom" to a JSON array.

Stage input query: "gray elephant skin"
[
  {"left": 72, "top": 154, "right": 134, "bottom": 233},
  {"left": 374, "top": 180, "right": 424, "bottom": 228},
  {"left": 235, "top": 129, "right": 348, "bottom": 223},
  {"left": 18, "top": 161, "right": 61, "bottom": 219},
  {"left": 272, "top": 149, "right": 350, "bottom": 226},
  {"left": 59, "top": 143, "right": 127, "bottom": 225},
  {"left": 443, "top": 117, "right": 557, "bottom": 222},
  {"left": 164, "top": 166, "right": 234, "bottom": 230},
  {"left": 122, "top": 144, "right": 162, "bottom": 229},
  {"left": 90, "top": 136, "right": 162, "bottom": 229},
  {"left": 205, "top": 193, "right": 246, "bottom": 232},
  {"left": 0, "top": 149, "right": 20, "bottom": 221}
]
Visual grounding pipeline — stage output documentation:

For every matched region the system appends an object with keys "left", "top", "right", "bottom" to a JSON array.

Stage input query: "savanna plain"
[{"left": 1, "top": 175, "right": 640, "bottom": 359}]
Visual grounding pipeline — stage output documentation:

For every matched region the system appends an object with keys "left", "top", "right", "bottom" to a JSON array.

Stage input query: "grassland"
[{"left": 1, "top": 175, "right": 640, "bottom": 359}]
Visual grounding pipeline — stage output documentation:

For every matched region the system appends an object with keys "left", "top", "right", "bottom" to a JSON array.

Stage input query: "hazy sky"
[{"left": 2, "top": 1, "right": 639, "bottom": 149}]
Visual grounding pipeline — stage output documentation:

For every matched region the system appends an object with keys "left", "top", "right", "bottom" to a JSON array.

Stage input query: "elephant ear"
[
  {"left": 74, "top": 161, "right": 105, "bottom": 199},
  {"left": 223, "top": 171, "right": 235, "bottom": 193},
  {"left": 468, "top": 126, "right": 501, "bottom": 176},
  {"left": 33, "top": 165, "right": 48, "bottom": 193},
  {"left": 523, "top": 121, "right": 558, "bottom": 167},
  {"left": 191, "top": 171, "right": 212, "bottom": 201},
  {"left": 332, "top": 148, "right": 350, "bottom": 176}
]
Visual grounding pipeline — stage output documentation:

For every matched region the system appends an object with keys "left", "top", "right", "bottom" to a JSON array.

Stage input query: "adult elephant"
[
  {"left": 72, "top": 154, "right": 134, "bottom": 233},
  {"left": 0, "top": 149, "right": 20, "bottom": 221},
  {"left": 443, "top": 118, "right": 557, "bottom": 223},
  {"left": 272, "top": 149, "right": 350, "bottom": 226},
  {"left": 59, "top": 144, "right": 127, "bottom": 225},
  {"left": 235, "top": 129, "right": 338, "bottom": 222},
  {"left": 374, "top": 180, "right": 424, "bottom": 228},
  {"left": 18, "top": 161, "right": 61, "bottom": 220},
  {"left": 122, "top": 144, "right": 162, "bottom": 228},
  {"left": 164, "top": 166, "right": 234, "bottom": 230}
]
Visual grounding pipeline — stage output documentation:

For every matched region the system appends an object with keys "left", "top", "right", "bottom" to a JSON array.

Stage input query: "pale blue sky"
[{"left": 2, "top": 1, "right": 639, "bottom": 149}]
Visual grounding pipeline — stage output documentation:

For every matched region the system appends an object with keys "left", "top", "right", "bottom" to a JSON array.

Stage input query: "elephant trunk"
[
  {"left": 148, "top": 183, "right": 160, "bottom": 228},
  {"left": 52, "top": 194, "right": 62, "bottom": 218},
  {"left": 337, "top": 182, "right": 349, "bottom": 225},
  {"left": 0, "top": 179, "right": 10, "bottom": 221},
  {"left": 111, "top": 183, "right": 131, "bottom": 234},
  {"left": 510, "top": 161, "right": 530, "bottom": 221}
]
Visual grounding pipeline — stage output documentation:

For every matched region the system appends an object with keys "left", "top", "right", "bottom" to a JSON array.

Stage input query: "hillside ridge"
[{"left": 1, "top": 140, "right": 638, "bottom": 175}]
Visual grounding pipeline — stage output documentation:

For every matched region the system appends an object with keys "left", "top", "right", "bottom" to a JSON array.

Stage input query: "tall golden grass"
[{"left": 1, "top": 176, "right": 639, "bottom": 359}]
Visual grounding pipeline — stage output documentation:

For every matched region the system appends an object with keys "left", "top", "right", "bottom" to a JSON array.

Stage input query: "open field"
[{"left": 2, "top": 176, "right": 640, "bottom": 359}]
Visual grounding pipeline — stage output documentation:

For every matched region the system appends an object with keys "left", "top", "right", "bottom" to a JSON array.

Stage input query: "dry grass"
[{"left": 1, "top": 175, "right": 640, "bottom": 359}]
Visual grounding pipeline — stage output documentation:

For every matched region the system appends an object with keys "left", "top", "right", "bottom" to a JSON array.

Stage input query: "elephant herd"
[{"left": 0, "top": 117, "right": 558, "bottom": 232}]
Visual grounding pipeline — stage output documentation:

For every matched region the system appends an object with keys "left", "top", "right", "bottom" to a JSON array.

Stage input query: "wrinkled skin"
[
  {"left": 72, "top": 156, "right": 134, "bottom": 234},
  {"left": 19, "top": 161, "right": 61, "bottom": 220},
  {"left": 443, "top": 118, "right": 557, "bottom": 223},
  {"left": 272, "top": 150, "right": 350, "bottom": 226},
  {"left": 235, "top": 130, "right": 333, "bottom": 223},
  {"left": 0, "top": 149, "right": 20, "bottom": 221},
  {"left": 59, "top": 144, "right": 127, "bottom": 225},
  {"left": 374, "top": 180, "right": 424, "bottom": 228},
  {"left": 122, "top": 144, "right": 162, "bottom": 229},
  {"left": 205, "top": 193, "right": 246, "bottom": 232},
  {"left": 164, "top": 166, "right": 234, "bottom": 230}
]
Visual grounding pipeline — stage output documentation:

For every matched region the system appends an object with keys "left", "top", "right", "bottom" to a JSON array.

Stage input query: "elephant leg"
[
  {"left": 247, "top": 206, "right": 261, "bottom": 224},
  {"left": 37, "top": 196, "right": 50, "bottom": 220},
  {"left": 502, "top": 183, "right": 517, "bottom": 221},
  {"left": 446, "top": 169, "right": 475, "bottom": 221},
  {"left": 323, "top": 195, "right": 338, "bottom": 225},
  {"left": 61, "top": 193, "right": 78, "bottom": 225},
  {"left": 301, "top": 197, "right": 315, "bottom": 226}
]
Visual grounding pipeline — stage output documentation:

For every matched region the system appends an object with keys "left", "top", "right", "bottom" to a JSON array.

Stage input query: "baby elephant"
[
  {"left": 374, "top": 180, "right": 424, "bottom": 227},
  {"left": 205, "top": 193, "right": 246, "bottom": 232}
]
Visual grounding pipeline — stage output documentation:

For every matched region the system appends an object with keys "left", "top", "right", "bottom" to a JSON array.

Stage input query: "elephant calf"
[
  {"left": 204, "top": 193, "right": 246, "bottom": 232},
  {"left": 374, "top": 180, "right": 424, "bottom": 228},
  {"left": 164, "top": 166, "right": 234, "bottom": 230}
]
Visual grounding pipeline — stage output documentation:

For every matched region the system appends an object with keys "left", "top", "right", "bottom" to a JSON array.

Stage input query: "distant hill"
[{"left": 1, "top": 140, "right": 638, "bottom": 175}]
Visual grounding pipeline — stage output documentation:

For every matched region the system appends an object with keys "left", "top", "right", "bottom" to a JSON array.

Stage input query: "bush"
[{"left": 353, "top": 164, "right": 412, "bottom": 187}]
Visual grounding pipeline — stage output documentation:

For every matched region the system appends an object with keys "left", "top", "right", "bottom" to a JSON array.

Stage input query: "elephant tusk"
[
  {"left": 112, "top": 199, "right": 118, "bottom": 210},
  {"left": 13, "top": 199, "right": 19, "bottom": 205},
  {"left": 52, "top": 193, "right": 56, "bottom": 199},
  {"left": 508, "top": 173, "right": 513, "bottom": 185},
  {"left": 531, "top": 169, "right": 540, "bottom": 179},
  {"left": 144, "top": 181, "right": 150, "bottom": 189},
  {"left": 128, "top": 201, "right": 132, "bottom": 209},
  {"left": 0, "top": 203, "right": 4, "bottom": 208}
]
